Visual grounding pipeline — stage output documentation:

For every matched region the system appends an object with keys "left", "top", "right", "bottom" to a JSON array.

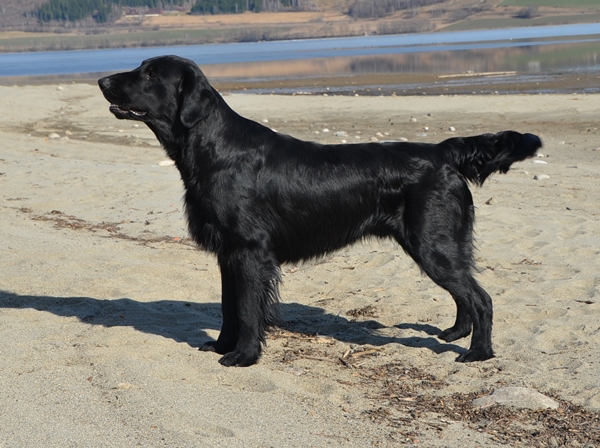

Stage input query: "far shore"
[
  {"left": 1, "top": 7, "right": 600, "bottom": 53},
  {"left": 2, "top": 70, "right": 600, "bottom": 97}
]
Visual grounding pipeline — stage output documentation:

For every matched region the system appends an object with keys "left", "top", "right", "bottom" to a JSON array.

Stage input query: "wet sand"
[{"left": 213, "top": 71, "right": 600, "bottom": 96}]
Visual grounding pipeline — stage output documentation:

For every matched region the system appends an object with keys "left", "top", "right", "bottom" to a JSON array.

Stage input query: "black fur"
[{"left": 98, "top": 55, "right": 542, "bottom": 367}]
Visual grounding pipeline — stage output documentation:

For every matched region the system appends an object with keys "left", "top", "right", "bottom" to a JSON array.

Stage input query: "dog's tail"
[{"left": 441, "top": 131, "right": 542, "bottom": 186}]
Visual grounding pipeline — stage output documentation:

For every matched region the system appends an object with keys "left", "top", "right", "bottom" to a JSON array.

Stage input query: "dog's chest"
[{"left": 183, "top": 191, "right": 224, "bottom": 253}]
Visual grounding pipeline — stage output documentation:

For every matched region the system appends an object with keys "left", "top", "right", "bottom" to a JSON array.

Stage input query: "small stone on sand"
[{"left": 472, "top": 387, "right": 559, "bottom": 410}]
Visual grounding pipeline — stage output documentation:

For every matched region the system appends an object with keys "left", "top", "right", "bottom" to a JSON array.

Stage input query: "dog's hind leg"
[
  {"left": 215, "top": 249, "right": 281, "bottom": 367},
  {"left": 438, "top": 300, "right": 472, "bottom": 342},
  {"left": 440, "top": 278, "right": 493, "bottom": 362},
  {"left": 399, "top": 239, "right": 494, "bottom": 362},
  {"left": 456, "top": 280, "right": 494, "bottom": 362},
  {"left": 396, "top": 171, "right": 494, "bottom": 362}
]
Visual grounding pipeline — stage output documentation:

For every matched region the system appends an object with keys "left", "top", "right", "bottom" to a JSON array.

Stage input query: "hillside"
[{"left": 1, "top": 0, "right": 599, "bottom": 52}]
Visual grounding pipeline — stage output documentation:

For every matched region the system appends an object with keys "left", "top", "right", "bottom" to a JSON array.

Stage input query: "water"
[{"left": 0, "top": 23, "right": 599, "bottom": 80}]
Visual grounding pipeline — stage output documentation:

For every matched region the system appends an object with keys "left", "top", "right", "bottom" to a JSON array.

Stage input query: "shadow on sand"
[{"left": 0, "top": 290, "right": 467, "bottom": 358}]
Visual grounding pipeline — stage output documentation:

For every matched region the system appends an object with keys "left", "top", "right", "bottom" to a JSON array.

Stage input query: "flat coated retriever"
[{"left": 98, "top": 56, "right": 542, "bottom": 367}]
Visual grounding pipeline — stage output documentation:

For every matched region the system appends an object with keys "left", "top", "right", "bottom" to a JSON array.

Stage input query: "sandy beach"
[{"left": 1, "top": 82, "right": 599, "bottom": 446}]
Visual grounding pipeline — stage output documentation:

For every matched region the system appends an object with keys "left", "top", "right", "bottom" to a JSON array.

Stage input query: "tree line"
[
  {"left": 190, "top": 0, "right": 302, "bottom": 14},
  {"left": 35, "top": 0, "right": 315, "bottom": 23},
  {"left": 35, "top": 0, "right": 186, "bottom": 24}
]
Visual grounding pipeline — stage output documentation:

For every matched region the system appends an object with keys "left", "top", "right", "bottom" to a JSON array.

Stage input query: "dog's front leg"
[
  {"left": 200, "top": 259, "right": 239, "bottom": 355},
  {"left": 215, "top": 250, "right": 279, "bottom": 367}
]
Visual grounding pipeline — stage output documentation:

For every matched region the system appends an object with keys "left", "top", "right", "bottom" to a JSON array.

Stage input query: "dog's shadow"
[{"left": 0, "top": 291, "right": 467, "bottom": 358}]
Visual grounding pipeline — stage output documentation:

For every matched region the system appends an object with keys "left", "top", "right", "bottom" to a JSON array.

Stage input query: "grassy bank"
[
  {"left": 0, "top": 27, "right": 297, "bottom": 53},
  {"left": 443, "top": 12, "right": 600, "bottom": 31}
]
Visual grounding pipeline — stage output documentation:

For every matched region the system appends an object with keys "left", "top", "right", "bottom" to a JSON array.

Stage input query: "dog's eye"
[{"left": 147, "top": 68, "right": 155, "bottom": 80}]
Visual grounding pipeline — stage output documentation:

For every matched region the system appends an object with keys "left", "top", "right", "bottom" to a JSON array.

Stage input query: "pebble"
[
  {"left": 472, "top": 387, "right": 559, "bottom": 410},
  {"left": 65, "top": 130, "right": 73, "bottom": 136},
  {"left": 534, "top": 174, "right": 550, "bottom": 180},
  {"left": 485, "top": 197, "right": 497, "bottom": 205},
  {"left": 334, "top": 131, "right": 348, "bottom": 137},
  {"left": 262, "top": 119, "right": 269, "bottom": 123},
  {"left": 56, "top": 86, "right": 64, "bottom": 91},
  {"left": 370, "top": 137, "right": 379, "bottom": 142},
  {"left": 537, "top": 153, "right": 545, "bottom": 158},
  {"left": 158, "top": 160, "right": 175, "bottom": 166},
  {"left": 340, "top": 139, "right": 347, "bottom": 143},
  {"left": 375, "top": 132, "right": 384, "bottom": 137},
  {"left": 322, "top": 128, "right": 330, "bottom": 133},
  {"left": 532, "top": 160, "right": 548, "bottom": 164},
  {"left": 448, "top": 126, "right": 456, "bottom": 132},
  {"left": 48, "top": 133, "right": 60, "bottom": 139},
  {"left": 410, "top": 117, "right": 418, "bottom": 122},
  {"left": 398, "top": 137, "right": 408, "bottom": 142}
]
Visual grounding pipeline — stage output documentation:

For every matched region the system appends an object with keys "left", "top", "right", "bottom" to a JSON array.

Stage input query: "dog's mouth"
[{"left": 109, "top": 104, "right": 147, "bottom": 119}]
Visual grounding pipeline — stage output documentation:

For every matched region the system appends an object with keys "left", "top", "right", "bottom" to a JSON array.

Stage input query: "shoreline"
[{"left": 3, "top": 70, "right": 600, "bottom": 96}]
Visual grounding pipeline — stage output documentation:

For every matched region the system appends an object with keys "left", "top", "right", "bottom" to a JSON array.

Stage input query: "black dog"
[{"left": 98, "top": 55, "right": 541, "bottom": 367}]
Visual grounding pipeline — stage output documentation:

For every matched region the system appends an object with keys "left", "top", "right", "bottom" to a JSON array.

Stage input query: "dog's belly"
[{"left": 270, "top": 212, "right": 401, "bottom": 264}]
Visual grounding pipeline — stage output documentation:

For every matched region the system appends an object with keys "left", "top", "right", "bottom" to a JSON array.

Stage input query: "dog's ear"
[{"left": 178, "top": 67, "right": 216, "bottom": 128}]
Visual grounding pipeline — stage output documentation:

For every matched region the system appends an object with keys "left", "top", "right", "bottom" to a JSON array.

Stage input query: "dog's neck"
[{"left": 149, "top": 96, "right": 264, "bottom": 185}]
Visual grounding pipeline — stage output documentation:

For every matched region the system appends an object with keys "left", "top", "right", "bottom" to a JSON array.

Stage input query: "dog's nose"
[{"left": 98, "top": 77, "right": 110, "bottom": 91}]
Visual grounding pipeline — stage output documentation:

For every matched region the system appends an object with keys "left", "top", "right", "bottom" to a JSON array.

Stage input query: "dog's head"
[{"left": 98, "top": 55, "right": 217, "bottom": 129}]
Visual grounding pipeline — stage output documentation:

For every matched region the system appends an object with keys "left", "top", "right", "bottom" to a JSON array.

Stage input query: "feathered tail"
[{"left": 441, "top": 131, "right": 542, "bottom": 186}]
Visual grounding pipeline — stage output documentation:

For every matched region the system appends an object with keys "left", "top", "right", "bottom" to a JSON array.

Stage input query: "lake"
[{"left": 1, "top": 22, "right": 599, "bottom": 88}]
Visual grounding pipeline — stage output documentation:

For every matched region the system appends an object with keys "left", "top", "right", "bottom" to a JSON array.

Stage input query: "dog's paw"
[
  {"left": 456, "top": 349, "right": 494, "bottom": 363},
  {"left": 438, "top": 325, "right": 471, "bottom": 342},
  {"left": 218, "top": 350, "right": 260, "bottom": 367}
]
